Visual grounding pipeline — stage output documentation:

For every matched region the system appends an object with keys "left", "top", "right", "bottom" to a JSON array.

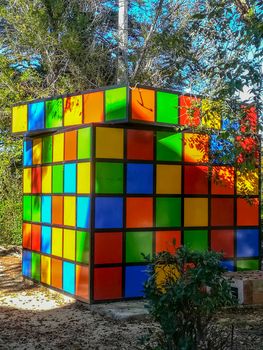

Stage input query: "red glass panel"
[
  {"left": 211, "top": 198, "right": 234, "bottom": 226},
  {"left": 31, "top": 224, "right": 41, "bottom": 251},
  {"left": 32, "top": 167, "right": 42, "bottom": 193},
  {"left": 94, "top": 267, "right": 122, "bottom": 301},
  {"left": 211, "top": 230, "right": 234, "bottom": 258},
  {"left": 94, "top": 232, "right": 122, "bottom": 264}
]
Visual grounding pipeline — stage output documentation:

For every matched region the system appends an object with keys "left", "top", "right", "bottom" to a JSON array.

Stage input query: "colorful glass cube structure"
[{"left": 13, "top": 85, "right": 261, "bottom": 303}]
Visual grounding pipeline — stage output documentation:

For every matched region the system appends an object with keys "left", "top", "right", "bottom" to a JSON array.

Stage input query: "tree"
[
  {"left": 0, "top": 0, "right": 118, "bottom": 244},
  {"left": 0, "top": 0, "right": 261, "bottom": 244}
]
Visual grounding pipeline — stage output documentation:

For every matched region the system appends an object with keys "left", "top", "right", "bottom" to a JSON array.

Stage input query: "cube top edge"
[{"left": 11, "top": 84, "right": 258, "bottom": 136}]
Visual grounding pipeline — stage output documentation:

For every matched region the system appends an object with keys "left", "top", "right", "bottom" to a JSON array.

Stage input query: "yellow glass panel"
[
  {"left": 64, "top": 196, "right": 76, "bottom": 227},
  {"left": 53, "top": 133, "right": 64, "bottom": 162},
  {"left": 237, "top": 170, "right": 258, "bottom": 195},
  {"left": 32, "top": 138, "right": 42, "bottom": 165},
  {"left": 12, "top": 105, "right": 28, "bottom": 133},
  {"left": 201, "top": 99, "right": 221, "bottom": 129},
  {"left": 77, "top": 163, "right": 91, "bottom": 194},
  {"left": 23, "top": 168, "right": 32, "bottom": 193},
  {"left": 155, "top": 265, "right": 180, "bottom": 292},
  {"left": 184, "top": 133, "right": 209, "bottom": 163},
  {"left": 41, "top": 255, "right": 51, "bottom": 285},
  {"left": 42, "top": 166, "right": 52, "bottom": 193},
  {"left": 96, "top": 127, "right": 124, "bottom": 159},
  {"left": 63, "top": 229, "right": 76, "bottom": 261},
  {"left": 64, "top": 95, "right": 83, "bottom": 126},
  {"left": 156, "top": 165, "right": 181, "bottom": 194},
  {"left": 184, "top": 198, "right": 208, "bottom": 226},
  {"left": 52, "top": 228, "right": 63, "bottom": 257}
]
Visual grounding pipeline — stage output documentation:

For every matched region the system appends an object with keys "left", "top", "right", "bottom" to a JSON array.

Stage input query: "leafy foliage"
[
  {"left": 0, "top": 0, "right": 261, "bottom": 244},
  {"left": 144, "top": 247, "right": 236, "bottom": 350}
]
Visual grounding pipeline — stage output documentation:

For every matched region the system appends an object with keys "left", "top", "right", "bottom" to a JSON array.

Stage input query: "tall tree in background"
[
  {"left": 0, "top": 0, "right": 262, "bottom": 244},
  {"left": 0, "top": 0, "right": 118, "bottom": 244}
]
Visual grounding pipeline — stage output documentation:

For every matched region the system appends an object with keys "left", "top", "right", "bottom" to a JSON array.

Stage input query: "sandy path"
[
  {"left": 2, "top": 252, "right": 263, "bottom": 349},
  {"left": 0, "top": 254, "right": 152, "bottom": 350}
]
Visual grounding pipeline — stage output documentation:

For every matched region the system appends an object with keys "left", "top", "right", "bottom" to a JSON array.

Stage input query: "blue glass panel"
[
  {"left": 63, "top": 261, "right": 75, "bottom": 294},
  {"left": 95, "top": 197, "right": 123, "bottom": 229},
  {"left": 22, "top": 250, "right": 31, "bottom": 277},
  {"left": 64, "top": 163, "right": 77, "bottom": 193},
  {"left": 126, "top": 163, "right": 153, "bottom": 194},
  {"left": 23, "top": 140, "right": 32, "bottom": 166},
  {"left": 77, "top": 197, "right": 91, "bottom": 229},
  {"left": 220, "top": 260, "right": 234, "bottom": 271},
  {"left": 222, "top": 118, "right": 239, "bottom": 131},
  {"left": 210, "top": 135, "right": 234, "bottom": 164},
  {"left": 28, "top": 102, "right": 45, "bottom": 131},
  {"left": 41, "top": 196, "right": 51, "bottom": 223},
  {"left": 125, "top": 265, "right": 148, "bottom": 297},
  {"left": 41, "top": 226, "right": 51, "bottom": 254},
  {"left": 237, "top": 229, "right": 259, "bottom": 258}
]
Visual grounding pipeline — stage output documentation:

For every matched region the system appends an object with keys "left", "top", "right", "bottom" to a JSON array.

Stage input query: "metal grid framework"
[
  {"left": 13, "top": 84, "right": 258, "bottom": 135},
  {"left": 15, "top": 84, "right": 261, "bottom": 303}
]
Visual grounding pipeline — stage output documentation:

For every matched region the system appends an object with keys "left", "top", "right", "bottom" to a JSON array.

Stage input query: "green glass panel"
[
  {"left": 157, "top": 91, "right": 179, "bottom": 124},
  {"left": 78, "top": 127, "right": 91, "bottom": 159},
  {"left": 23, "top": 195, "right": 32, "bottom": 221},
  {"left": 42, "top": 135, "right": 52, "bottom": 163},
  {"left": 156, "top": 131, "right": 182, "bottom": 161},
  {"left": 76, "top": 231, "right": 90, "bottom": 264},
  {"left": 46, "top": 99, "right": 63, "bottom": 128},
  {"left": 32, "top": 195, "right": 41, "bottom": 222},
  {"left": 105, "top": 87, "right": 127, "bottom": 121},
  {"left": 237, "top": 259, "right": 259, "bottom": 271},
  {"left": 184, "top": 230, "right": 208, "bottom": 252},
  {"left": 156, "top": 197, "right": 181, "bottom": 227},
  {"left": 31, "top": 252, "right": 41, "bottom": 281},
  {"left": 126, "top": 231, "right": 153, "bottom": 263},
  {"left": 95, "top": 162, "right": 123, "bottom": 194},
  {"left": 52, "top": 165, "right": 63, "bottom": 193}
]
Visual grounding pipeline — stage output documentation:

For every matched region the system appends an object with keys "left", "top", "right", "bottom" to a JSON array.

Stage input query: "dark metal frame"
[{"left": 22, "top": 118, "right": 261, "bottom": 303}]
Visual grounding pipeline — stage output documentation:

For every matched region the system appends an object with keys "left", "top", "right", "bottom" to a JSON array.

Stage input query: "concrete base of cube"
[
  {"left": 225, "top": 271, "right": 263, "bottom": 305},
  {"left": 76, "top": 300, "right": 149, "bottom": 320}
]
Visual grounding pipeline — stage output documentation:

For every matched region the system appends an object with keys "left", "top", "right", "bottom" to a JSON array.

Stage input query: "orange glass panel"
[
  {"left": 84, "top": 91, "right": 104, "bottom": 123},
  {"left": 211, "top": 167, "right": 234, "bottom": 195},
  {"left": 52, "top": 196, "right": 63, "bottom": 225},
  {"left": 76, "top": 265, "right": 89, "bottom": 300},
  {"left": 179, "top": 95, "right": 200, "bottom": 126},
  {"left": 156, "top": 231, "right": 181, "bottom": 254},
  {"left": 184, "top": 133, "right": 209, "bottom": 163},
  {"left": 131, "top": 88, "right": 155, "bottom": 122},
  {"left": 126, "top": 197, "right": 153, "bottom": 228},
  {"left": 51, "top": 258, "right": 62, "bottom": 289},
  {"left": 22, "top": 223, "right": 31, "bottom": 249},
  {"left": 32, "top": 138, "right": 42, "bottom": 165},
  {"left": 237, "top": 198, "right": 259, "bottom": 226},
  {"left": 65, "top": 130, "right": 77, "bottom": 161}
]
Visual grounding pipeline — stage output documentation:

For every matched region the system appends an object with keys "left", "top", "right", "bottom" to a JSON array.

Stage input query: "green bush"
[{"left": 144, "top": 247, "right": 236, "bottom": 350}]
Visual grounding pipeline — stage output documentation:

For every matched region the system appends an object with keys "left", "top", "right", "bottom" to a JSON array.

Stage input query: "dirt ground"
[{"left": 1, "top": 251, "right": 263, "bottom": 350}]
